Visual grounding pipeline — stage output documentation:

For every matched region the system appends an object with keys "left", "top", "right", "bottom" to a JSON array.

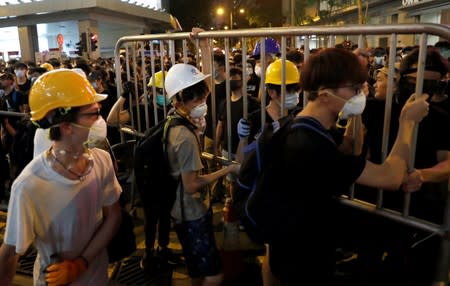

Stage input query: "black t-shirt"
[
  {"left": 268, "top": 116, "right": 366, "bottom": 283},
  {"left": 205, "top": 80, "right": 226, "bottom": 139},
  {"left": 16, "top": 79, "right": 31, "bottom": 106},
  {"left": 362, "top": 98, "right": 400, "bottom": 164},
  {"left": 217, "top": 95, "right": 260, "bottom": 154}
]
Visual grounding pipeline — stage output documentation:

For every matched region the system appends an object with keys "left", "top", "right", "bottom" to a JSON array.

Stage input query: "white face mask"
[
  {"left": 284, "top": 92, "right": 299, "bottom": 109},
  {"left": 254, "top": 64, "right": 262, "bottom": 78},
  {"left": 190, "top": 102, "right": 208, "bottom": 119},
  {"left": 338, "top": 91, "right": 366, "bottom": 120},
  {"left": 73, "top": 116, "right": 107, "bottom": 148},
  {"left": 246, "top": 66, "right": 253, "bottom": 76}
]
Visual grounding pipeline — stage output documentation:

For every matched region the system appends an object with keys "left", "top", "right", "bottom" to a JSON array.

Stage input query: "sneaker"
[{"left": 156, "top": 246, "right": 184, "bottom": 265}]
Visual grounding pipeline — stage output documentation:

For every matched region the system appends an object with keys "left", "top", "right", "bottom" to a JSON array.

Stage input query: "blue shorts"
[{"left": 174, "top": 210, "right": 222, "bottom": 278}]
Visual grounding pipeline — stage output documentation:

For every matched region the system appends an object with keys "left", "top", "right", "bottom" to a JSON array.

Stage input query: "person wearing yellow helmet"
[
  {"left": 237, "top": 59, "right": 301, "bottom": 144},
  {"left": 106, "top": 71, "right": 167, "bottom": 133},
  {"left": 235, "top": 59, "right": 300, "bottom": 286},
  {"left": 0, "top": 69, "right": 122, "bottom": 286}
]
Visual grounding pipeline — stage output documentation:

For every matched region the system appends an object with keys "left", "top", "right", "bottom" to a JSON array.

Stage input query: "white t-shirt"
[
  {"left": 4, "top": 148, "right": 122, "bottom": 286},
  {"left": 33, "top": 128, "right": 52, "bottom": 158}
]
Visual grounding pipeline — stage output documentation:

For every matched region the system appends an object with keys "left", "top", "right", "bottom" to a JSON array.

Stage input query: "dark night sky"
[{"left": 169, "top": 0, "right": 214, "bottom": 32}]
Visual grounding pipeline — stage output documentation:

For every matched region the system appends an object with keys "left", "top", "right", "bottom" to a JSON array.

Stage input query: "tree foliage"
[{"left": 240, "top": 0, "right": 283, "bottom": 28}]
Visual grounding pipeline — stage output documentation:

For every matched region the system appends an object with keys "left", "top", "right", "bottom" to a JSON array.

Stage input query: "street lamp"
[{"left": 216, "top": 5, "right": 245, "bottom": 30}]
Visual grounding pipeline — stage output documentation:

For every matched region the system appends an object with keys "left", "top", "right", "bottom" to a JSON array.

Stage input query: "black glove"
[{"left": 122, "top": 81, "right": 134, "bottom": 98}]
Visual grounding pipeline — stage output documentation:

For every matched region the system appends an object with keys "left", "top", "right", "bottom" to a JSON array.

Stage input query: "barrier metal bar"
[
  {"left": 280, "top": 36, "right": 287, "bottom": 114},
  {"left": 113, "top": 24, "right": 450, "bottom": 108},
  {"left": 403, "top": 32, "right": 428, "bottom": 217},
  {"left": 242, "top": 37, "right": 248, "bottom": 120},
  {"left": 132, "top": 43, "right": 141, "bottom": 133},
  {"left": 259, "top": 37, "right": 267, "bottom": 127},
  {"left": 140, "top": 48, "right": 150, "bottom": 131},
  {"left": 303, "top": 36, "right": 310, "bottom": 107},
  {"left": 150, "top": 42, "right": 159, "bottom": 124},
  {"left": 0, "top": 110, "right": 28, "bottom": 117},
  {"left": 209, "top": 39, "right": 218, "bottom": 156},
  {"left": 113, "top": 23, "right": 450, "bottom": 284},
  {"left": 377, "top": 33, "right": 398, "bottom": 209},
  {"left": 224, "top": 37, "right": 232, "bottom": 161}
]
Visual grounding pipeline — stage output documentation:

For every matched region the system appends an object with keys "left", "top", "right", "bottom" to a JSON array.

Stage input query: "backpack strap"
[{"left": 291, "top": 116, "right": 337, "bottom": 146}]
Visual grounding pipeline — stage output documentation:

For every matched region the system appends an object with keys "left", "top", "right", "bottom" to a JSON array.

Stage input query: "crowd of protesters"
[{"left": 0, "top": 33, "right": 449, "bottom": 286}]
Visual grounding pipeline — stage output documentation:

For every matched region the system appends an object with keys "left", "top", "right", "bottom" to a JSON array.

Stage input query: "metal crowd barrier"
[{"left": 113, "top": 23, "right": 450, "bottom": 284}]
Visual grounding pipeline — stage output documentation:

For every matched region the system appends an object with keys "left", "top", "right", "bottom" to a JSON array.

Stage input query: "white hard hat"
[{"left": 164, "top": 63, "right": 210, "bottom": 102}]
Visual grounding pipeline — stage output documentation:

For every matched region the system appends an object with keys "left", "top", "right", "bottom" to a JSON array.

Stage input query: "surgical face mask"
[
  {"left": 15, "top": 70, "right": 25, "bottom": 78},
  {"left": 91, "top": 82, "right": 97, "bottom": 89},
  {"left": 254, "top": 64, "right": 262, "bottom": 78},
  {"left": 284, "top": 92, "right": 300, "bottom": 109},
  {"left": 190, "top": 102, "right": 208, "bottom": 119},
  {"left": 338, "top": 90, "right": 366, "bottom": 120},
  {"left": 156, "top": 94, "right": 165, "bottom": 106}
]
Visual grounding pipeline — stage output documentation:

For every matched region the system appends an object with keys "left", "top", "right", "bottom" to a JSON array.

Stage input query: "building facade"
[{"left": 0, "top": 0, "right": 178, "bottom": 62}]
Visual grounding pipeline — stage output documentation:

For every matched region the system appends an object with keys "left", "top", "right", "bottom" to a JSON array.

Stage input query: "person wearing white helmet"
[
  {"left": 0, "top": 69, "right": 122, "bottom": 286},
  {"left": 164, "top": 59, "right": 240, "bottom": 286}
]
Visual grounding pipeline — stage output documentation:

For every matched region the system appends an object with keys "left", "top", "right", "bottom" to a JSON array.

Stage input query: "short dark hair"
[
  {"left": 301, "top": 48, "right": 367, "bottom": 98},
  {"left": 213, "top": 53, "right": 226, "bottom": 67},
  {"left": 229, "top": 67, "right": 242, "bottom": 78},
  {"left": 88, "top": 70, "right": 104, "bottom": 82},
  {"left": 176, "top": 80, "right": 209, "bottom": 103},
  {"left": 14, "top": 62, "right": 28, "bottom": 70},
  {"left": 399, "top": 46, "right": 449, "bottom": 77},
  {"left": 286, "top": 50, "right": 304, "bottom": 64},
  {"left": 0, "top": 72, "right": 15, "bottom": 81}
]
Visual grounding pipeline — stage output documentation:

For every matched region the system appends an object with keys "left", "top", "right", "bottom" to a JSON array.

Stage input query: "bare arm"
[
  {"left": 190, "top": 28, "right": 212, "bottom": 91},
  {"left": 356, "top": 94, "right": 429, "bottom": 190},
  {"left": 181, "top": 164, "right": 239, "bottom": 194},
  {"left": 215, "top": 120, "right": 223, "bottom": 156},
  {"left": 419, "top": 152, "right": 450, "bottom": 182},
  {"left": 402, "top": 152, "right": 450, "bottom": 192},
  {"left": 106, "top": 97, "right": 130, "bottom": 126},
  {"left": 0, "top": 244, "right": 19, "bottom": 285}
]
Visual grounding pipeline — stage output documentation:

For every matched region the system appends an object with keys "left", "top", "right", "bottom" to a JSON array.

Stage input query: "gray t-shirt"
[{"left": 167, "top": 121, "right": 209, "bottom": 222}]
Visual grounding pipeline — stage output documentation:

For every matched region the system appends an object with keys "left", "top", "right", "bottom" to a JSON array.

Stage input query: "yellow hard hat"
[
  {"left": 40, "top": 62, "right": 54, "bottom": 71},
  {"left": 265, "top": 59, "right": 300, "bottom": 85},
  {"left": 29, "top": 69, "right": 107, "bottom": 121},
  {"left": 147, "top": 70, "right": 167, "bottom": 89}
]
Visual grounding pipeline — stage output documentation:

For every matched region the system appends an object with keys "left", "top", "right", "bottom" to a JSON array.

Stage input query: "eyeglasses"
[{"left": 78, "top": 109, "right": 101, "bottom": 118}]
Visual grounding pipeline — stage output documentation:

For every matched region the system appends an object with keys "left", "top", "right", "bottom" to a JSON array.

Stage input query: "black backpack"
[
  {"left": 133, "top": 115, "right": 196, "bottom": 212},
  {"left": 235, "top": 115, "right": 333, "bottom": 244}
]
